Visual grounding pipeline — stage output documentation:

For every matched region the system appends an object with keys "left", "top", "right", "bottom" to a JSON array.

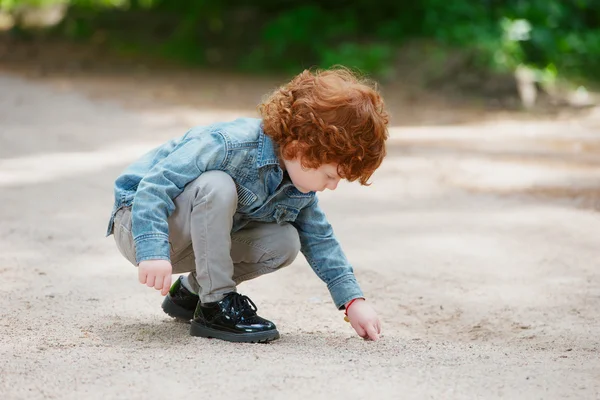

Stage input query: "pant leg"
[
  {"left": 112, "top": 207, "right": 137, "bottom": 266},
  {"left": 229, "top": 221, "right": 301, "bottom": 284},
  {"left": 176, "top": 221, "right": 300, "bottom": 298},
  {"left": 167, "top": 171, "right": 238, "bottom": 303}
]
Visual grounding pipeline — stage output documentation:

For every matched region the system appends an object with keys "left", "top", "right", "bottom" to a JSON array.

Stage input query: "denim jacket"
[{"left": 107, "top": 117, "right": 363, "bottom": 309}]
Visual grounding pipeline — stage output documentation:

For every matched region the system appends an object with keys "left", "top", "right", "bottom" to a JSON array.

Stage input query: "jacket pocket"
[
  {"left": 274, "top": 205, "right": 300, "bottom": 225},
  {"left": 235, "top": 183, "right": 258, "bottom": 206}
]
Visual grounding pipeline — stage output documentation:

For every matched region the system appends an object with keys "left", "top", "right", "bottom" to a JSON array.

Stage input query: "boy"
[{"left": 107, "top": 67, "right": 389, "bottom": 343}]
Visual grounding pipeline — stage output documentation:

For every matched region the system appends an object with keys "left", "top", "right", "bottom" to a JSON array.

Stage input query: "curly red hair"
[{"left": 259, "top": 67, "right": 389, "bottom": 185}]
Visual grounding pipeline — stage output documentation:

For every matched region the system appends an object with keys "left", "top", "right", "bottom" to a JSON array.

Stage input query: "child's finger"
[
  {"left": 138, "top": 268, "right": 147, "bottom": 284},
  {"left": 365, "top": 324, "right": 379, "bottom": 341},
  {"left": 354, "top": 323, "right": 367, "bottom": 339},
  {"left": 376, "top": 320, "right": 382, "bottom": 334},
  {"left": 154, "top": 276, "right": 163, "bottom": 291},
  {"left": 161, "top": 275, "right": 171, "bottom": 296},
  {"left": 146, "top": 274, "right": 156, "bottom": 288}
]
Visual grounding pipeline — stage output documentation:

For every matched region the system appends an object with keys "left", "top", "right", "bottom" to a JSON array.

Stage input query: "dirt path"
[{"left": 0, "top": 60, "right": 599, "bottom": 400}]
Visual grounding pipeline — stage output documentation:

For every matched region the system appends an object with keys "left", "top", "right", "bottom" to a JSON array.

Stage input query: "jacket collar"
[
  {"left": 256, "top": 126, "right": 315, "bottom": 198},
  {"left": 256, "top": 127, "right": 281, "bottom": 169}
]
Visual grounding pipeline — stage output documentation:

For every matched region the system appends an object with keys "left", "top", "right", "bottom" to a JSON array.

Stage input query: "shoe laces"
[{"left": 228, "top": 293, "right": 257, "bottom": 317}]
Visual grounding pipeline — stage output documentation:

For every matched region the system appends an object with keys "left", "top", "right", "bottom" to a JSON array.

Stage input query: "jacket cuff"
[
  {"left": 327, "top": 274, "right": 364, "bottom": 310},
  {"left": 134, "top": 233, "right": 171, "bottom": 264}
]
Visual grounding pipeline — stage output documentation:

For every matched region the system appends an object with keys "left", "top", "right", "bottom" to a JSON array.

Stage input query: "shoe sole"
[
  {"left": 161, "top": 295, "right": 194, "bottom": 322},
  {"left": 190, "top": 321, "right": 280, "bottom": 343}
]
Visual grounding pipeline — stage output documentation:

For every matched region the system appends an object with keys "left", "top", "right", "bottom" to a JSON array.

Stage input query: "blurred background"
[
  {"left": 1, "top": 0, "right": 599, "bottom": 207},
  {"left": 1, "top": 0, "right": 599, "bottom": 111}
]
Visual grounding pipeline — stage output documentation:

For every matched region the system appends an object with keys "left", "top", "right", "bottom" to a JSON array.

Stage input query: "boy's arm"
[
  {"left": 291, "top": 196, "right": 364, "bottom": 309},
  {"left": 132, "top": 132, "right": 226, "bottom": 264},
  {"left": 293, "top": 196, "right": 381, "bottom": 340}
]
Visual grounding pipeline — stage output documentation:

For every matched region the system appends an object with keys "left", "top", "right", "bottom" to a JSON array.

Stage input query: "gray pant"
[{"left": 113, "top": 171, "right": 301, "bottom": 303}]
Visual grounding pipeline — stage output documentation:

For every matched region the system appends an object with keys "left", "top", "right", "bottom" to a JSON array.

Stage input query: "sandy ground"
[{"left": 0, "top": 60, "right": 599, "bottom": 400}]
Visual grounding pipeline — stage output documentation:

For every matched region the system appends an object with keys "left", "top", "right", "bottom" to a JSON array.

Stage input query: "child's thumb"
[{"left": 161, "top": 275, "right": 171, "bottom": 296}]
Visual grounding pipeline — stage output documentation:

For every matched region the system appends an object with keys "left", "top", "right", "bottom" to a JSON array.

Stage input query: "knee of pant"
[
  {"left": 190, "top": 170, "right": 237, "bottom": 206},
  {"left": 277, "top": 224, "right": 301, "bottom": 268}
]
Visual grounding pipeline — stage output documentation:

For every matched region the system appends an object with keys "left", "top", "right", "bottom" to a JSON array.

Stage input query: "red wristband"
[{"left": 344, "top": 298, "right": 364, "bottom": 316}]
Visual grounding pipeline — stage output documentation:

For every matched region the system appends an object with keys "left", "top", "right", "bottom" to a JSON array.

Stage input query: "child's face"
[{"left": 283, "top": 157, "right": 341, "bottom": 193}]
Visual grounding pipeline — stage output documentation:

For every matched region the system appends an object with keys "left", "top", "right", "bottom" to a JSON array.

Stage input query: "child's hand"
[
  {"left": 346, "top": 299, "right": 381, "bottom": 341},
  {"left": 138, "top": 260, "right": 172, "bottom": 296}
]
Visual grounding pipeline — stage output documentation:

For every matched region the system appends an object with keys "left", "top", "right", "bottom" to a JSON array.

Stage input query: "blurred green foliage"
[{"left": 2, "top": 0, "right": 599, "bottom": 81}]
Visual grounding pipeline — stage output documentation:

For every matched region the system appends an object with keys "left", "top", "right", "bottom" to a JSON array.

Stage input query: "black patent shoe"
[
  {"left": 161, "top": 276, "right": 199, "bottom": 321},
  {"left": 190, "top": 292, "right": 280, "bottom": 343}
]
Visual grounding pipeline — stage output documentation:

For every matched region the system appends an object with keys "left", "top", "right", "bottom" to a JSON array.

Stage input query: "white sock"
[{"left": 180, "top": 275, "right": 198, "bottom": 294}]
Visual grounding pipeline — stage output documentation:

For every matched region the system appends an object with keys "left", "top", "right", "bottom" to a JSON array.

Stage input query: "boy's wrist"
[
  {"left": 345, "top": 297, "right": 365, "bottom": 312},
  {"left": 343, "top": 297, "right": 365, "bottom": 323}
]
